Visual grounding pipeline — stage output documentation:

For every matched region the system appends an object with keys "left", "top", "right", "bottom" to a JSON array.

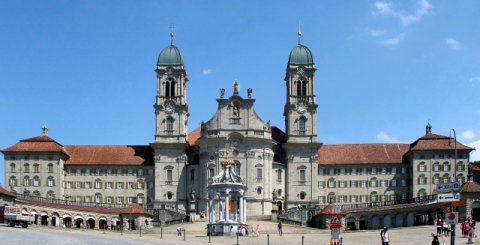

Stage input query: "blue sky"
[{"left": 1, "top": 0, "right": 479, "bottom": 183}]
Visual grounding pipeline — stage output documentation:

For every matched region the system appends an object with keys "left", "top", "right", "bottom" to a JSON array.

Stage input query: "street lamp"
[{"left": 448, "top": 129, "right": 457, "bottom": 182}]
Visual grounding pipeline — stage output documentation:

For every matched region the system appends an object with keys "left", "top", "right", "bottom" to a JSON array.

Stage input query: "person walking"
[
  {"left": 252, "top": 225, "right": 257, "bottom": 237},
  {"left": 471, "top": 219, "right": 477, "bottom": 238},
  {"left": 436, "top": 219, "right": 443, "bottom": 236},
  {"left": 462, "top": 221, "right": 466, "bottom": 238},
  {"left": 177, "top": 227, "right": 183, "bottom": 236},
  {"left": 465, "top": 222, "right": 471, "bottom": 239},
  {"left": 256, "top": 225, "right": 260, "bottom": 236},
  {"left": 277, "top": 221, "right": 283, "bottom": 236},
  {"left": 381, "top": 227, "right": 390, "bottom": 245}
]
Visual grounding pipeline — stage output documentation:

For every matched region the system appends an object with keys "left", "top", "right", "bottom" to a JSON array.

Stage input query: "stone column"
[
  {"left": 219, "top": 199, "right": 223, "bottom": 221},
  {"left": 243, "top": 198, "right": 247, "bottom": 223},
  {"left": 209, "top": 198, "right": 214, "bottom": 223},
  {"left": 239, "top": 197, "right": 243, "bottom": 223},
  {"left": 225, "top": 195, "right": 230, "bottom": 221},
  {"left": 233, "top": 197, "right": 237, "bottom": 221}
]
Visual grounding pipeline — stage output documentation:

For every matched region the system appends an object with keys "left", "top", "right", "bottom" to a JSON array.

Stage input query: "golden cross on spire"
[
  {"left": 170, "top": 23, "right": 175, "bottom": 45},
  {"left": 297, "top": 21, "right": 302, "bottom": 44}
]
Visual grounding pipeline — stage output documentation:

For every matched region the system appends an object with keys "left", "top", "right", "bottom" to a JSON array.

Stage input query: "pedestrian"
[
  {"left": 277, "top": 221, "right": 283, "bottom": 236},
  {"left": 177, "top": 227, "right": 183, "bottom": 236},
  {"left": 465, "top": 222, "right": 471, "bottom": 238},
  {"left": 256, "top": 224, "right": 260, "bottom": 236},
  {"left": 252, "top": 225, "right": 257, "bottom": 237},
  {"left": 431, "top": 235, "right": 439, "bottom": 245},
  {"left": 471, "top": 219, "right": 477, "bottom": 238},
  {"left": 381, "top": 227, "right": 390, "bottom": 245},
  {"left": 443, "top": 222, "right": 449, "bottom": 237},
  {"left": 436, "top": 219, "right": 443, "bottom": 236},
  {"left": 462, "top": 221, "right": 466, "bottom": 238}
]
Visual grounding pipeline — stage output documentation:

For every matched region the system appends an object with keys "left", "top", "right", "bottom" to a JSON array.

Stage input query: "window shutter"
[
  {"left": 349, "top": 181, "right": 352, "bottom": 187},
  {"left": 334, "top": 181, "right": 336, "bottom": 188},
  {"left": 46, "top": 179, "right": 48, "bottom": 185},
  {"left": 369, "top": 180, "right": 372, "bottom": 187},
  {"left": 53, "top": 179, "right": 56, "bottom": 186},
  {"left": 388, "top": 180, "right": 392, "bottom": 186},
  {"left": 143, "top": 183, "right": 145, "bottom": 190},
  {"left": 417, "top": 165, "right": 420, "bottom": 171},
  {"left": 417, "top": 178, "right": 420, "bottom": 184}
]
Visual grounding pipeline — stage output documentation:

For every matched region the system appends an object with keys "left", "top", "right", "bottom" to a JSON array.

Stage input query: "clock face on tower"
[
  {"left": 296, "top": 101, "right": 307, "bottom": 113},
  {"left": 164, "top": 101, "right": 175, "bottom": 114}
]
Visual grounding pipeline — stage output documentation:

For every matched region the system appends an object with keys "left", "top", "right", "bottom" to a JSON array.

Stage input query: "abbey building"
[{"left": 2, "top": 34, "right": 475, "bottom": 214}]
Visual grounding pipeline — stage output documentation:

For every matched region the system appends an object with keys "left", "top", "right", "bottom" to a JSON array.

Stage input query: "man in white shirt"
[{"left": 381, "top": 227, "right": 390, "bottom": 245}]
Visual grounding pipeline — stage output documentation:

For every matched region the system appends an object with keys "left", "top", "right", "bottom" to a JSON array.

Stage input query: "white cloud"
[
  {"left": 372, "top": 0, "right": 432, "bottom": 25},
  {"left": 203, "top": 69, "right": 212, "bottom": 75},
  {"left": 469, "top": 77, "right": 480, "bottom": 83},
  {"left": 377, "top": 131, "right": 404, "bottom": 143},
  {"left": 371, "top": 29, "right": 386, "bottom": 37},
  {"left": 460, "top": 130, "right": 475, "bottom": 140},
  {"left": 467, "top": 140, "right": 480, "bottom": 161},
  {"left": 382, "top": 33, "right": 406, "bottom": 45},
  {"left": 446, "top": 38, "right": 460, "bottom": 49}
]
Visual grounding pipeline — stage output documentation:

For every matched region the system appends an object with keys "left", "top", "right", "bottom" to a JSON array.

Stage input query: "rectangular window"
[
  {"left": 128, "top": 169, "right": 133, "bottom": 176},
  {"left": 86, "top": 169, "right": 90, "bottom": 175},
  {"left": 96, "top": 196, "right": 101, "bottom": 203},
  {"left": 362, "top": 168, "right": 367, "bottom": 175},
  {"left": 340, "top": 181, "right": 345, "bottom": 188},
  {"left": 34, "top": 165, "right": 39, "bottom": 173},
  {"left": 96, "top": 181, "right": 101, "bottom": 189},
  {"left": 371, "top": 168, "right": 377, "bottom": 174},
  {"left": 85, "top": 196, "right": 90, "bottom": 203},
  {"left": 67, "top": 182, "right": 72, "bottom": 188},
  {"left": 329, "top": 180, "right": 334, "bottom": 188},
  {"left": 209, "top": 168, "right": 214, "bottom": 178},
  {"left": 329, "top": 169, "right": 334, "bottom": 176},
  {"left": 443, "top": 177, "right": 449, "bottom": 183},
  {"left": 117, "top": 197, "right": 123, "bottom": 204},
  {"left": 340, "top": 168, "right": 345, "bottom": 175},
  {"left": 24, "top": 165, "right": 29, "bottom": 173},
  {"left": 149, "top": 182, "right": 154, "bottom": 189},
  {"left": 420, "top": 154, "right": 425, "bottom": 159},
  {"left": 128, "top": 197, "right": 133, "bottom": 204},
  {"left": 148, "top": 169, "right": 154, "bottom": 176},
  {"left": 351, "top": 168, "right": 356, "bottom": 175},
  {"left": 420, "top": 164, "right": 425, "bottom": 171},
  {"left": 48, "top": 164, "right": 53, "bottom": 173},
  {"left": 381, "top": 168, "right": 386, "bottom": 174},
  {"left": 107, "top": 182, "right": 112, "bottom": 189},
  {"left": 362, "top": 180, "right": 367, "bottom": 187},
  {"left": 420, "top": 177, "right": 425, "bottom": 184},
  {"left": 118, "top": 182, "right": 123, "bottom": 189},
  {"left": 299, "top": 169, "right": 305, "bottom": 182},
  {"left": 402, "top": 168, "right": 406, "bottom": 174},
  {"left": 352, "top": 196, "right": 356, "bottom": 202},
  {"left": 381, "top": 180, "right": 386, "bottom": 187},
  {"left": 118, "top": 169, "right": 123, "bottom": 175},
  {"left": 372, "top": 180, "right": 377, "bottom": 187},
  {"left": 96, "top": 169, "right": 101, "bottom": 175},
  {"left": 361, "top": 195, "right": 367, "bottom": 202},
  {"left": 392, "top": 180, "right": 396, "bottom": 186},
  {"left": 402, "top": 179, "right": 406, "bottom": 186},
  {"left": 401, "top": 194, "right": 406, "bottom": 200},
  {"left": 76, "top": 181, "right": 81, "bottom": 188},
  {"left": 340, "top": 195, "right": 345, "bottom": 203},
  {"left": 318, "top": 181, "right": 324, "bottom": 188},
  {"left": 47, "top": 178, "right": 53, "bottom": 186},
  {"left": 434, "top": 154, "right": 439, "bottom": 159},
  {"left": 371, "top": 195, "right": 377, "bottom": 202},
  {"left": 138, "top": 182, "right": 143, "bottom": 189},
  {"left": 107, "top": 169, "right": 112, "bottom": 175},
  {"left": 381, "top": 195, "right": 386, "bottom": 202},
  {"left": 128, "top": 182, "right": 133, "bottom": 189},
  {"left": 257, "top": 168, "right": 263, "bottom": 178},
  {"left": 319, "top": 196, "right": 324, "bottom": 203},
  {"left": 434, "top": 164, "right": 439, "bottom": 171},
  {"left": 76, "top": 169, "right": 81, "bottom": 175},
  {"left": 107, "top": 197, "right": 112, "bottom": 203},
  {"left": 318, "top": 169, "right": 323, "bottom": 175},
  {"left": 138, "top": 169, "right": 143, "bottom": 176},
  {"left": 76, "top": 196, "right": 81, "bottom": 202},
  {"left": 391, "top": 168, "right": 396, "bottom": 174},
  {"left": 34, "top": 178, "right": 39, "bottom": 186},
  {"left": 67, "top": 169, "right": 71, "bottom": 175},
  {"left": 351, "top": 181, "right": 357, "bottom": 187},
  {"left": 434, "top": 177, "right": 439, "bottom": 184},
  {"left": 86, "top": 182, "right": 91, "bottom": 189},
  {"left": 277, "top": 170, "right": 282, "bottom": 182},
  {"left": 138, "top": 197, "right": 144, "bottom": 204},
  {"left": 167, "top": 170, "right": 173, "bottom": 182},
  {"left": 443, "top": 164, "right": 449, "bottom": 171}
]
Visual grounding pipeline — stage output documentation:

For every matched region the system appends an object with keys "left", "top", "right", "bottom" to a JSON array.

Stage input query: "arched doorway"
[
  {"left": 86, "top": 218, "right": 95, "bottom": 229},
  {"left": 99, "top": 218, "right": 108, "bottom": 230},
  {"left": 276, "top": 201, "right": 282, "bottom": 211},
  {"left": 371, "top": 216, "right": 380, "bottom": 229},
  {"left": 128, "top": 219, "right": 136, "bottom": 230},
  {"left": 63, "top": 215, "right": 72, "bottom": 228},
  {"left": 41, "top": 212, "right": 48, "bottom": 226},
  {"left": 383, "top": 215, "right": 392, "bottom": 228},
  {"left": 52, "top": 213, "right": 59, "bottom": 227},
  {"left": 471, "top": 202, "right": 480, "bottom": 221},
  {"left": 407, "top": 212, "right": 414, "bottom": 227},
  {"left": 395, "top": 214, "right": 403, "bottom": 227},
  {"left": 347, "top": 217, "right": 356, "bottom": 230},
  {"left": 359, "top": 217, "right": 367, "bottom": 230},
  {"left": 75, "top": 215, "right": 84, "bottom": 228},
  {"left": 30, "top": 211, "right": 38, "bottom": 225}
]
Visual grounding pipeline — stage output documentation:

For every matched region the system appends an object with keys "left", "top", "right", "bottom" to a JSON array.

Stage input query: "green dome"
[
  {"left": 157, "top": 45, "right": 184, "bottom": 66},
  {"left": 288, "top": 44, "right": 314, "bottom": 65}
]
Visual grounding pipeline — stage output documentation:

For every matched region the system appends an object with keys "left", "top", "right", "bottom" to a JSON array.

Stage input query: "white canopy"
[
  {"left": 41, "top": 212, "right": 48, "bottom": 216},
  {"left": 30, "top": 211, "right": 37, "bottom": 215},
  {"left": 74, "top": 215, "right": 83, "bottom": 220},
  {"left": 99, "top": 217, "right": 107, "bottom": 221},
  {"left": 63, "top": 214, "right": 71, "bottom": 218},
  {"left": 22, "top": 210, "right": 29, "bottom": 215},
  {"left": 86, "top": 216, "right": 95, "bottom": 220}
]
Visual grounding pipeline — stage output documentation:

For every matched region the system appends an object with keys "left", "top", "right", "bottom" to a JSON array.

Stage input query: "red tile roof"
[
  {"left": 15, "top": 199, "right": 124, "bottom": 214},
  {"left": 120, "top": 203, "right": 152, "bottom": 216},
  {"left": 1, "top": 135, "right": 70, "bottom": 158},
  {"left": 0, "top": 184, "right": 16, "bottom": 197},
  {"left": 316, "top": 203, "right": 339, "bottom": 215},
  {"left": 318, "top": 144, "right": 410, "bottom": 165},
  {"left": 64, "top": 145, "right": 153, "bottom": 165},
  {"left": 411, "top": 134, "right": 474, "bottom": 151},
  {"left": 188, "top": 127, "right": 201, "bottom": 146},
  {"left": 460, "top": 181, "right": 480, "bottom": 193}
]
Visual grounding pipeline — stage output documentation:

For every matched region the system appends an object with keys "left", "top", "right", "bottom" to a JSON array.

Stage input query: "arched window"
[
  {"left": 48, "top": 176, "right": 54, "bottom": 187},
  {"left": 235, "top": 161, "right": 241, "bottom": 175},
  {"left": 418, "top": 162, "right": 426, "bottom": 172},
  {"left": 95, "top": 193, "right": 102, "bottom": 203},
  {"left": 190, "top": 169, "right": 195, "bottom": 181},
  {"left": 33, "top": 163, "right": 39, "bottom": 173},
  {"left": 165, "top": 79, "right": 176, "bottom": 97},
  {"left": 298, "top": 117, "right": 306, "bottom": 135},
  {"left": 443, "top": 162, "right": 449, "bottom": 171},
  {"left": 433, "top": 162, "right": 440, "bottom": 172},
  {"left": 457, "top": 174, "right": 465, "bottom": 184},
  {"left": 418, "top": 189, "right": 426, "bottom": 198},
  {"left": 277, "top": 170, "right": 282, "bottom": 183},
  {"left": 166, "top": 117, "right": 174, "bottom": 131},
  {"left": 443, "top": 174, "right": 450, "bottom": 183},
  {"left": 48, "top": 163, "right": 53, "bottom": 173},
  {"left": 277, "top": 189, "right": 282, "bottom": 197},
  {"left": 371, "top": 177, "right": 377, "bottom": 187},
  {"left": 10, "top": 163, "right": 15, "bottom": 172},
  {"left": 256, "top": 187, "right": 262, "bottom": 195},
  {"left": 47, "top": 191, "right": 55, "bottom": 200},
  {"left": 370, "top": 191, "right": 378, "bottom": 202},
  {"left": 24, "top": 163, "right": 30, "bottom": 173},
  {"left": 457, "top": 161, "right": 464, "bottom": 171},
  {"left": 418, "top": 174, "right": 426, "bottom": 185},
  {"left": 33, "top": 191, "right": 40, "bottom": 198},
  {"left": 24, "top": 176, "right": 30, "bottom": 186},
  {"left": 433, "top": 174, "right": 440, "bottom": 184},
  {"left": 33, "top": 176, "right": 39, "bottom": 186},
  {"left": 296, "top": 79, "right": 307, "bottom": 97},
  {"left": 167, "top": 192, "right": 173, "bottom": 200},
  {"left": 9, "top": 176, "right": 16, "bottom": 186},
  {"left": 328, "top": 192, "right": 335, "bottom": 203}
]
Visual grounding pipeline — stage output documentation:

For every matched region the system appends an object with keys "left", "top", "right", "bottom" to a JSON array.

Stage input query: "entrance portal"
[
  {"left": 347, "top": 217, "right": 356, "bottom": 230},
  {"left": 75, "top": 218, "right": 84, "bottom": 228},
  {"left": 277, "top": 201, "right": 282, "bottom": 211},
  {"left": 127, "top": 219, "right": 136, "bottom": 230},
  {"left": 99, "top": 220, "right": 108, "bottom": 230},
  {"left": 472, "top": 202, "right": 480, "bottom": 221},
  {"left": 87, "top": 219, "right": 95, "bottom": 229}
]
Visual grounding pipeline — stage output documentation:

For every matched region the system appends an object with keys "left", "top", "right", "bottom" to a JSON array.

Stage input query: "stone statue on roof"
[
  {"left": 220, "top": 88, "right": 225, "bottom": 99},
  {"left": 189, "top": 187, "right": 196, "bottom": 202},
  {"left": 272, "top": 189, "right": 277, "bottom": 201},
  {"left": 247, "top": 88, "right": 253, "bottom": 98}
]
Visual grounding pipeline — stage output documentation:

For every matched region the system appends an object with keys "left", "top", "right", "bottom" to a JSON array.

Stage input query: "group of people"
[
  {"left": 461, "top": 219, "right": 477, "bottom": 238},
  {"left": 435, "top": 219, "right": 452, "bottom": 237}
]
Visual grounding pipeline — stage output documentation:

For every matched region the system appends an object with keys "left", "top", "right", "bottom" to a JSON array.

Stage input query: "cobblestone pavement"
[{"left": 2, "top": 222, "right": 480, "bottom": 245}]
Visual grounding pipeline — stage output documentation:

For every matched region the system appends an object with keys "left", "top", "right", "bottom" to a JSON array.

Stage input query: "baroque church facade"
[{"left": 2, "top": 33, "right": 475, "bottom": 215}]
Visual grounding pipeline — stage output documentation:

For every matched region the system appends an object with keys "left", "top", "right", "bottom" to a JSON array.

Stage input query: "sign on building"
[
  {"left": 445, "top": 212, "right": 458, "bottom": 225},
  {"left": 436, "top": 182, "right": 460, "bottom": 192},
  {"left": 437, "top": 193, "right": 460, "bottom": 202}
]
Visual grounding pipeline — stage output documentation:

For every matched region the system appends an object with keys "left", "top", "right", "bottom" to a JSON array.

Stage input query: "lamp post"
[
  {"left": 129, "top": 205, "right": 132, "bottom": 231},
  {"left": 448, "top": 128, "right": 457, "bottom": 245}
]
